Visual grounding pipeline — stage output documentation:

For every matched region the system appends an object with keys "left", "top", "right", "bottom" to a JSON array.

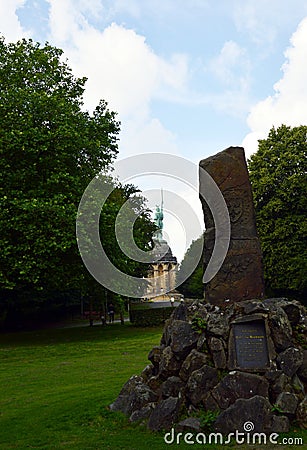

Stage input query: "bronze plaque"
[{"left": 233, "top": 320, "right": 269, "bottom": 370}]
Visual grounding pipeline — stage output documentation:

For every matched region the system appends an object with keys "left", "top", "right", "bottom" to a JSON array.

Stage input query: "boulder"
[
  {"left": 179, "top": 349, "right": 210, "bottom": 381},
  {"left": 265, "top": 369, "right": 283, "bottom": 382},
  {"left": 240, "top": 299, "right": 269, "bottom": 315},
  {"left": 161, "top": 376, "right": 185, "bottom": 399},
  {"left": 147, "top": 396, "right": 181, "bottom": 431},
  {"left": 214, "top": 395, "right": 273, "bottom": 434},
  {"left": 296, "top": 397, "right": 307, "bottom": 429},
  {"left": 270, "top": 373, "right": 292, "bottom": 401},
  {"left": 159, "top": 346, "right": 182, "bottom": 379},
  {"left": 277, "top": 347, "right": 304, "bottom": 377},
  {"left": 282, "top": 302, "right": 303, "bottom": 326},
  {"left": 172, "top": 303, "right": 187, "bottom": 321},
  {"left": 169, "top": 320, "right": 199, "bottom": 359},
  {"left": 212, "top": 371, "right": 269, "bottom": 409},
  {"left": 176, "top": 417, "right": 201, "bottom": 432},
  {"left": 275, "top": 392, "right": 298, "bottom": 415},
  {"left": 141, "top": 364, "right": 154, "bottom": 382},
  {"left": 206, "top": 311, "right": 229, "bottom": 340},
  {"left": 264, "top": 298, "right": 303, "bottom": 326},
  {"left": 129, "top": 403, "right": 156, "bottom": 422},
  {"left": 292, "top": 374, "right": 305, "bottom": 397},
  {"left": 185, "top": 365, "right": 218, "bottom": 406},
  {"left": 160, "top": 319, "right": 172, "bottom": 347},
  {"left": 147, "top": 375, "right": 163, "bottom": 392},
  {"left": 203, "top": 393, "right": 220, "bottom": 411},
  {"left": 196, "top": 333, "right": 207, "bottom": 352},
  {"left": 267, "top": 305, "right": 293, "bottom": 351},
  {"left": 148, "top": 346, "right": 163, "bottom": 373},
  {"left": 297, "top": 350, "right": 307, "bottom": 381},
  {"left": 110, "top": 375, "right": 157, "bottom": 416},
  {"left": 269, "top": 415, "right": 289, "bottom": 433},
  {"left": 208, "top": 337, "right": 226, "bottom": 369}
]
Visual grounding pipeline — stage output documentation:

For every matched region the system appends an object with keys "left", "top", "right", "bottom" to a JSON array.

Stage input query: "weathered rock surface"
[
  {"left": 277, "top": 347, "right": 304, "bottom": 377},
  {"left": 161, "top": 376, "right": 185, "bottom": 399},
  {"left": 179, "top": 349, "right": 210, "bottom": 381},
  {"left": 169, "top": 320, "right": 199, "bottom": 358},
  {"left": 264, "top": 298, "right": 304, "bottom": 326},
  {"left": 212, "top": 371, "right": 269, "bottom": 409},
  {"left": 110, "top": 298, "right": 306, "bottom": 434},
  {"left": 148, "top": 346, "right": 163, "bottom": 373},
  {"left": 270, "top": 373, "right": 292, "bottom": 401},
  {"left": 270, "top": 415, "right": 290, "bottom": 433},
  {"left": 214, "top": 396, "right": 273, "bottom": 433},
  {"left": 298, "top": 350, "right": 307, "bottom": 381},
  {"left": 159, "top": 346, "right": 182, "bottom": 379},
  {"left": 129, "top": 403, "right": 156, "bottom": 422},
  {"left": 199, "top": 147, "right": 265, "bottom": 305},
  {"left": 208, "top": 337, "right": 227, "bottom": 369},
  {"left": 206, "top": 312, "right": 229, "bottom": 340},
  {"left": 147, "top": 375, "right": 162, "bottom": 392},
  {"left": 141, "top": 364, "right": 154, "bottom": 382},
  {"left": 268, "top": 306, "right": 293, "bottom": 351},
  {"left": 176, "top": 417, "right": 201, "bottom": 432},
  {"left": 185, "top": 365, "right": 218, "bottom": 406},
  {"left": 275, "top": 392, "right": 298, "bottom": 415},
  {"left": 110, "top": 375, "right": 158, "bottom": 416},
  {"left": 147, "top": 396, "right": 181, "bottom": 431},
  {"left": 296, "top": 397, "right": 307, "bottom": 429}
]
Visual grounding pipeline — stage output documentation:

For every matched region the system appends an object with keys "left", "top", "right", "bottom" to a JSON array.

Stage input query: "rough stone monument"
[
  {"left": 110, "top": 147, "right": 307, "bottom": 435},
  {"left": 199, "top": 146, "right": 264, "bottom": 305},
  {"left": 110, "top": 298, "right": 307, "bottom": 433}
]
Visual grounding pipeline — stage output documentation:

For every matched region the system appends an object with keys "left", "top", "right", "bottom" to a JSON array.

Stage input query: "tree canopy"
[
  {"left": 177, "top": 235, "right": 204, "bottom": 299},
  {"left": 0, "top": 38, "right": 155, "bottom": 326},
  {"left": 248, "top": 124, "right": 307, "bottom": 301}
]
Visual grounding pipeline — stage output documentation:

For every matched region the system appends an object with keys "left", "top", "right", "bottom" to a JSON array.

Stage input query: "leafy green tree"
[
  {"left": 178, "top": 235, "right": 204, "bottom": 298},
  {"left": 0, "top": 38, "right": 120, "bottom": 295},
  {"left": 0, "top": 38, "right": 154, "bottom": 325},
  {"left": 248, "top": 125, "right": 307, "bottom": 301}
]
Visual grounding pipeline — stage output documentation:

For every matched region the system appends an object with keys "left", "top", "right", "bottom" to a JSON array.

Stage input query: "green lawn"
[{"left": 0, "top": 323, "right": 305, "bottom": 449}]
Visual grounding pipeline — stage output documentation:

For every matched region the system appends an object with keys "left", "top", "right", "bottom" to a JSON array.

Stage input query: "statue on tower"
[
  {"left": 153, "top": 189, "right": 164, "bottom": 242},
  {"left": 154, "top": 205, "right": 163, "bottom": 240},
  {"left": 147, "top": 189, "right": 180, "bottom": 302}
]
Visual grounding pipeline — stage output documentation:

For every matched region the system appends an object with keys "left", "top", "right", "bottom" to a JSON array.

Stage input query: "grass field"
[{"left": 0, "top": 323, "right": 305, "bottom": 450}]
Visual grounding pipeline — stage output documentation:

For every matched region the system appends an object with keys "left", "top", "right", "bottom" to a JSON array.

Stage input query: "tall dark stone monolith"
[{"left": 199, "top": 146, "right": 264, "bottom": 305}]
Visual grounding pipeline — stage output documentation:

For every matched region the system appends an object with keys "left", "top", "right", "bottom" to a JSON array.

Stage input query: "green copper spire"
[{"left": 154, "top": 189, "right": 164, "bottom": 241}]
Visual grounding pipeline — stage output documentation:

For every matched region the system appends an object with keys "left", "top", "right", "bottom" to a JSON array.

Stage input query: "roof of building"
[{"left": 151, "top": 238, "right": 177, "bottom": 263}]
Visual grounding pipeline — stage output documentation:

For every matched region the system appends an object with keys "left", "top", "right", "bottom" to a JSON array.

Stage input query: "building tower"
[{"left": 146, "top": 191, "right": 182, "bottom": 302}]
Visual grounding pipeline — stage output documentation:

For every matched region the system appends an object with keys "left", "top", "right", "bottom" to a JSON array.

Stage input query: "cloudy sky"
[{"left": 2, "top": 0, "right": 307, "bottom": 261}]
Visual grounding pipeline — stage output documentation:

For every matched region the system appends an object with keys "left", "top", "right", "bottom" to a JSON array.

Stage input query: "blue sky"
[{"left": 2, "top": 0, "right": 307, "bottom": 261}]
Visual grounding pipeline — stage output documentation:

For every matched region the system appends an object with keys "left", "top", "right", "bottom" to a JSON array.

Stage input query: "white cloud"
[
  {"left": 233, "top": 0, "right": 277, "bottom": 47},
  {"left": 205, "top": 40, "right": 251, "bottom": 116},
  {"left": 46, "top": 0, "right": 189, "bottom": 158},
  {"left": 110, "top": 0, "right": 210, "bottom": 21},
  {"left": 233, "top": 0, "right": 307, "bottom": 49},
  {"left": 242, "top": 17, "right": 307, "bottom": 158},
  {"left": 119, "top": 116, "right": 179, "bottom": 157},
  {"left": 209, "top": 40, "right": 249, "bottom": 86},
  {"left": 75, "top": 0, "right": 104, "bottom": 19},
  {"left": 0, "top": 0, "right": 31, "bottom": 42},
  {"left": 111, "top": 0, "right": 141, "bottom": 19}
]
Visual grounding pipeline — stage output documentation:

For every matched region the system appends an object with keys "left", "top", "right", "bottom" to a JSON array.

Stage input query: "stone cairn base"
[{"left": 110, "top": 298, "right": 307, "bottom": 434}]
